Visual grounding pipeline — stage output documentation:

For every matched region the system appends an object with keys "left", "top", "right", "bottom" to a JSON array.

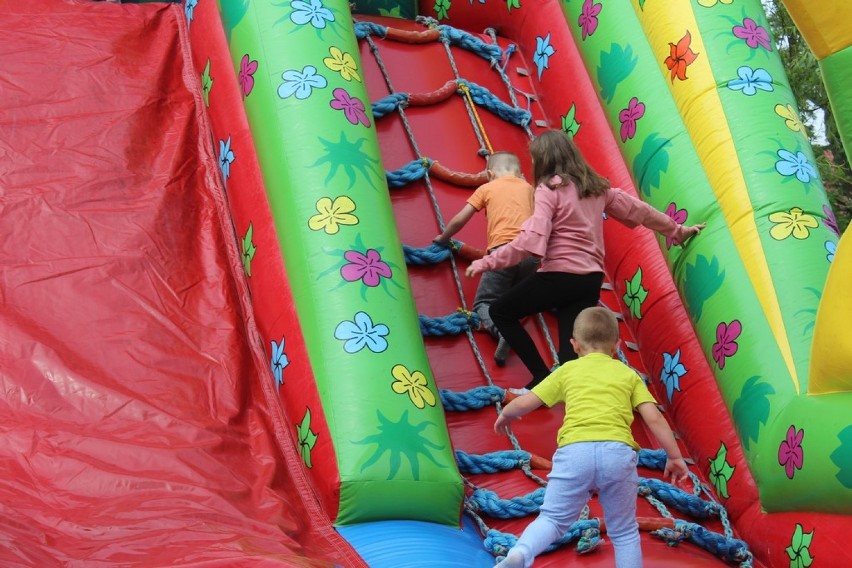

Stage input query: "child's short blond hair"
[
  {"left": 487, "top": 151, "right": 522, "bottom": 176},
  {"left": 573, "top": 307, "right": 619, "bottom": 350}
]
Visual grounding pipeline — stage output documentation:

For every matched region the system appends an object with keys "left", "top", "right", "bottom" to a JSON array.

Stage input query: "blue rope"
[
  {"left": 386, "top": 159, "right": 431, "bottom": 187},
  {"left": 482, "top": 519, "right": 601, "bottom": 558},
  {"left": 419, "top": 310, "right": 480, "bottom": 336},
  {"left": 638, "top": 448, "right": 668, "bottom": 470},
  {"left": 353, "top": 20, "right": 387, "bottom": 39},
  {"left": 402, "top": 243, "right": 452, "bottom": 265},
  {"left": 458, "top": 79, "right": 531, "bottom": 126},
  {"left": 639, "top": 478, "right": 721, "bottom": 520},
  {"left": 439, "top": 385, "right": 505, "bottom": 411},
  {"left": 653, "top": 520, "right": 754, "bottom": 567},
  {"left": 371, "top": 92, "right": 409, "bottom": 118},
  {"left": 437, "top": 25, "right": 503, "bottom": 61},
  {"left": 455, "top": 450, "right": 533, "bottom": 474},
  {"left": 469, "top": 487, "right": 544, "bottom": 518}
]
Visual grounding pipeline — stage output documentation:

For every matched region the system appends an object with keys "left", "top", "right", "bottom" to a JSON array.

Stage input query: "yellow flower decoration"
[
  {"left": 697, "top": 0, "right": 732, "bottom": 6},
  {"left": 391, "top": 364, "right": 436, "bottom": 409},
  {"left": 308, "top": 196, "right": 358, "bottom": 235},
  {"left": 774, "top": 103, "right": 806, "bottom": 135},
  {"left": 769, "top": 207, "right": 818, "bottom": 240},
  {"left": 323, "top": 46, "right": 361, "bottom": 82}
]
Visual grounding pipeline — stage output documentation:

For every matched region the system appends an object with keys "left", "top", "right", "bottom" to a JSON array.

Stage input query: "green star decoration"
[
  {"left": 242, "top": 223, "right": 256, "bottom": 277},
  {"left": 785, "top": 524, "right": 814, "bottom": 568},
  {"left": 354, "top": 410, "right": 445, "bottom": 480},
  {"left": 623, "top": 266, "right": 648, "bottom": 319},
  {"left": 708, "top": 442, "right": 735, "bottom": 499},
  {"left": 298, "top": 408, "right": 319, "bottom": 468}
]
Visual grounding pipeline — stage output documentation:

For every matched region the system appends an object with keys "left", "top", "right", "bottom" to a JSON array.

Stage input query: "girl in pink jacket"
[{"left": 466, "top": 130, "right": 704, "bottom": 390}]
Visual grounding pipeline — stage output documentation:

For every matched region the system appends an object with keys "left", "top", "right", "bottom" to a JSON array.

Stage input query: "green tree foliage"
[{"left": 765, "top": 0, "right": 851, "bottom": 233}]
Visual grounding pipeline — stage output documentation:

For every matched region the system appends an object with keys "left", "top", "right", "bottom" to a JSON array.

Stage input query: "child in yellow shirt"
[{"left": 494, "top": 306, "right": 689, "bottom": 568}]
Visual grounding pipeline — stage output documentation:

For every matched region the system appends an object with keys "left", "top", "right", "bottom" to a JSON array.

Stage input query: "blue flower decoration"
[
  {"left": 334, "top": 311, "right": 390, "bottom": 353},
  {"left": 826, "top": 240, "right": 836, "bottom": 263},
  {"left": 727, "top": 66, "right": 773, "bottom": 96},
  {"left": 290, "top": 0, "right": 335, "bottom": 29},
  {"left": 271, "top": 338, "right": 290, "bottom": 390},
  {"left": 533, "top": 34, "right": 556, "bottom": 81},
  {"left": 219, "top": 136, "right": 235, "bottom": 181},
  {"left": 660, "top": 349, "right": 687, "bottom": 401},
  {"left": 278, "top": 65, "right": 328, "bottom": 100},
  {"left": 185, "top": 0, "right": 198, "bottom": 26},
  {"left": 775, "top": 149, "right": 816, "bottom": 183}
]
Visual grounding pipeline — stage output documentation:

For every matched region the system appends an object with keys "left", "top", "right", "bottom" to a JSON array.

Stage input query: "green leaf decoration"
[
  {"left": 242, "top": 223, "right": 256, "bottom": 277},
  {"left": 506, "top": 0, "right": 520, "bottom": 12},
  {"left": 623, "top": 266, "right": 648, "bottom": 319},
  {"left": 830, "top": 426, "right": 852, "bottom": 489},
  {"left": 683, "top": 255, "right": 725, "bottom": 321},
  {"left": 434, "top": 0, "right": 451, "bottom": 20},
  {"left": 201, "top": 59, "right": 213, "bottom": 108},
  {"left": 638, "top": 0, "right": 646, "bottom": 8},
  {"left": 597, "top": 43, "right": 638, "bottom": 104},
  {"left": 732, "top": 376, "right": 775, "bottom": 450},
  {"left": 708, "top": 442, "right": 735, "bottom": 499},
  {"left": 297, "top": 408, "right": 319, "bottom": 468},
  {"left": 632, "top": 132, "right": 672, "bottom": 196},
  {"left": 221, "top": 0, "right": 250, "bottom": 42},
  {"left": 561, "top": 104, "right": 581, "bottom": 138},
  {"left": 354, "top": 410, "right": 445, "bottom": 480},
  {"left": 785, "top": 524, "right": 815, "bottom": 568},
  {"left": 377, "top": 5, "right": 402, "bottom": 17}
]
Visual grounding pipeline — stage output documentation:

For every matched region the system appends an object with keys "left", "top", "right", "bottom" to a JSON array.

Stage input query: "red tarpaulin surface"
[{"left": 0, "top": 2, "right": 357, "bottom": 566}]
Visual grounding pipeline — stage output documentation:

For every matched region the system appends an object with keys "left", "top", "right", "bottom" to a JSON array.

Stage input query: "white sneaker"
[{"left": 495, "top": 550, "right": 525, "bottom": 568}]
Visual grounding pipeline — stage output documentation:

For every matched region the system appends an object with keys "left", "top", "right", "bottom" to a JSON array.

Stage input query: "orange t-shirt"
[{"left": 467, "top": 175, "right": 534, "bottom": 251}]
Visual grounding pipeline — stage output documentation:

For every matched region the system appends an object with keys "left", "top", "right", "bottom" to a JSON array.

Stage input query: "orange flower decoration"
[{"left": 665, "top": 32, "right": 699, "bottom": 82}]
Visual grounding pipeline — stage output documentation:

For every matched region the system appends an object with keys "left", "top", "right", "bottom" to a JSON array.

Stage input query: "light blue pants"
[{"left": 510, "top": 441, "right": 641, "bottom": 568}]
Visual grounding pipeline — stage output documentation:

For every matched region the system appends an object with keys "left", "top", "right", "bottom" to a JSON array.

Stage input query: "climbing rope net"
[{"left": 354, "top": 15, "right": 753, "bottom": 567}]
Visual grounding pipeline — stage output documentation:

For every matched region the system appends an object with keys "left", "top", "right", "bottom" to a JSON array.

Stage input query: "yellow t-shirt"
[
  {"left": 467, "top": 175, "right": 534, "bottom": 251},
  {"left": 531, "top": 353, "right": 656, "bottom": 450}
]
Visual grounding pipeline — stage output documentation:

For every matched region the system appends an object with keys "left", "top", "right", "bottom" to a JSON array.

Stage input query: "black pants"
[{"left": 489, "top": 271, "right": 603, "bottom": 388}]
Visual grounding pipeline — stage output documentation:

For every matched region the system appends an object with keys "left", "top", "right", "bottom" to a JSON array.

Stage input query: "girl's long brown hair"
[{"left": 530, "top": 130, "right": 610, "bottom": 198}]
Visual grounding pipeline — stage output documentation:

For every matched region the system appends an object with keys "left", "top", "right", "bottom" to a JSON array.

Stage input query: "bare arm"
[
  {"left": 494, "top": 392, "right": 545, "bottom": 435},
  {"left": 434, "top": 204, "right": 477, "bottom": 244},
  {"left": 636, "top": 402, "right": 689, "bottom": 483}
]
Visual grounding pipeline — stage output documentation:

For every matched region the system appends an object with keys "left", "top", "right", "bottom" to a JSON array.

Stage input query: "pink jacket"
[{"left": 470, "top": 177, "right": 691, "bottom": 275}]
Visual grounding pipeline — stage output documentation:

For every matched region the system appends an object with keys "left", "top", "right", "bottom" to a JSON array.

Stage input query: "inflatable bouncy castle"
[{"left": 2, "top": 0, "right": 850, "bottom": 566}]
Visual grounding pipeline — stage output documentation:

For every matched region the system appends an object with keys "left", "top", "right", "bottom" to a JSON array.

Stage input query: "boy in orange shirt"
[{"left": 434, "top": 151, "right": 538, "bottom": 366}]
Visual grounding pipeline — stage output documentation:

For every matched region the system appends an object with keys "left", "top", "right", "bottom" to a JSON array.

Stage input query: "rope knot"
[{"left": 576, "top": 527, "right": 601, "bottom": 554}]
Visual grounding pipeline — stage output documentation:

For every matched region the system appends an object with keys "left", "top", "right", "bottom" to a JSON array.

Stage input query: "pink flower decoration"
[
  {"left": 712, "top": 320, "right": 742, "bottom": 369},
  {"left": 341, "top": 249, "right": 391, "bottom": 287},
  {"left": 239, "top": 54, "right": 258, "bottom": 98},
  {"left": 330, "top": 88, "right": 371, "bottom": 127},
  {"left": 733, "top": 18, "right": 771, "bottom": 51},
  {"left": 778, "top": 425, "right": 804, "bottom": 479},
  {"left": 823, "top": 204, "right": 840, "bottom": 237},
  {"left": 664, "top": 202, "right": 688, "bottom": 249},
  {"left": 618, "top": 96, "right": 645, "bottom": 143},
  {"left": 578, "top": 0, "right": 602, "bottom": 40}
]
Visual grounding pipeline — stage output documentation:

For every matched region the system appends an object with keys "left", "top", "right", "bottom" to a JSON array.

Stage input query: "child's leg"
[
  {"left": 489, "top": 273, "right": 555, "bottom": 382},
  {"left": 473, "top": 267, "right": 515, "bottom": 338},
  {"left": 595, "top": 442, "right": 641, "bottom": 568},
  {"left": 553, "top": 272, "right": 603, "bottom": 365},
  {"left": 505, "top": 444, "right": 595, "bottom": 567}
]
